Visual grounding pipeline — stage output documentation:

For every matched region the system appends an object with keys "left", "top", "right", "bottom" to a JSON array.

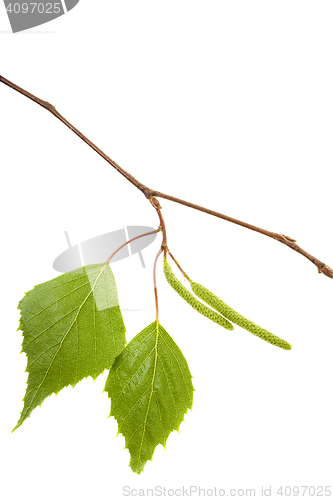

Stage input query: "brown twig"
[
  {"left": 1, "top": 75, "right": 332, "bottom": 279},
  {"left": 0, "top": 75, "right": 152, "bottom": 198},
  {"left": 150, "top": 196, "right": 167, "bottom": 253}
]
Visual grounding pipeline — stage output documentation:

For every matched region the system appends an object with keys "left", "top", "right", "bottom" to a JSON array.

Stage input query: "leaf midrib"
[{"left": 135, "top": 322, "right": 159, "bottom": 473}]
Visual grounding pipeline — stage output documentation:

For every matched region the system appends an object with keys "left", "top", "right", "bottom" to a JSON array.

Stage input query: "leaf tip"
[{"left": 12, "top": 421, "right": 21, "bottom": 433}]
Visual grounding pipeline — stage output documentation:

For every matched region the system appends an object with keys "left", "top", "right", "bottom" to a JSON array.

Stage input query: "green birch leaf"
[
  {"left": 191, "top": 281, "right": 292, "bottom": 350},
  {"left": 14, "top": 263, "right": 126, "bottom": 431},
  {"left": 104, "top": 321, "right": 194, "bottom": 474}
]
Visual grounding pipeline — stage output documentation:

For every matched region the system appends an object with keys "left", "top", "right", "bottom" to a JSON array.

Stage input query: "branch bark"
[{"left": 1, "top": 75, "right": 332, "bottom": 279}]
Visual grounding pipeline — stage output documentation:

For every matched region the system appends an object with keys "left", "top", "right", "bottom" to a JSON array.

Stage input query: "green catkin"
[
  {"left": 163, "top": 260, "right": 234, "bottom": 331},
  {"left": 190, "top": 281, "right": 292, "bottom": 350}
]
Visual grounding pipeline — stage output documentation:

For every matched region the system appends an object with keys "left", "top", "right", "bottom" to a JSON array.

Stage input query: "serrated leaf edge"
[{"left": 13, "top": 263, "right": 125, "bottom": 432}]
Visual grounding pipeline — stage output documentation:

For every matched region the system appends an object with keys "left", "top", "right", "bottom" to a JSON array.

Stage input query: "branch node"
[
  {"left": 150, "top": 196, "right": 162, "bottom": 210},
  {"left": 318, "top": 263, "right": 333, "bottom": 278},
  {"left": 282, "top": 234, "right": 297, "bottom": 243},
  {"left": 41, "top": 100, "right": 56, "bottom": 112}
]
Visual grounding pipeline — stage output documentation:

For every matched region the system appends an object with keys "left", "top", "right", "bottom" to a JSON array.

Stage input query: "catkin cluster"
[
  {"left": 163, "top": 260, "right": 234, "bottom": 331},
  {"left": 190, "top": 281, "right": 292, "bottom": 350}
]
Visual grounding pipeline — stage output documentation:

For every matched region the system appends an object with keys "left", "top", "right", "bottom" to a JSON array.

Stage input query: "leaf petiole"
[{"left": 105, "top": 228, "right": 160, "bottom": 264}]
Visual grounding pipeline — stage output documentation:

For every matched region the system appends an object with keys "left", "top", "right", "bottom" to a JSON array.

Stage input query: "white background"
[{"left": 1, "top": 2, "right": 333, "bottom": 499}]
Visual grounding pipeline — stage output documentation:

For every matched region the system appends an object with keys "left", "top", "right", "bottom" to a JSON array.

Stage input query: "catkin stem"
[{"left": 167, "top": 250, "right": 191, "bottom": 282}]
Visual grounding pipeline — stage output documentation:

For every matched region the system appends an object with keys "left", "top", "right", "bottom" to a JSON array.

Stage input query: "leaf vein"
[{"left": 112, "top": 347, "right": 155, "bottom": 406}]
